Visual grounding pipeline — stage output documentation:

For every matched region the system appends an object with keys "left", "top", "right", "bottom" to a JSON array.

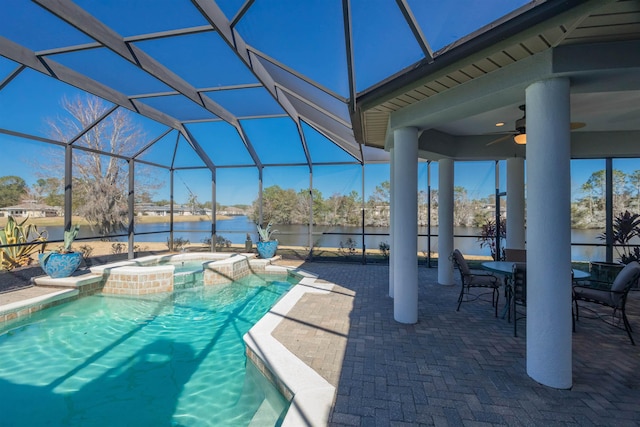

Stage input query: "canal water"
[{"left": 40, "top": 216, "right": 610, "bottom": 261}]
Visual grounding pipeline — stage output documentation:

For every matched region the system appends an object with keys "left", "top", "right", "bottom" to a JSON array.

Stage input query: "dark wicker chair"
[
  {"left": 573, "top": 261, "right": 640, "bottom": 345},
  {"left": 510, "top": 262, "right": 527, "bottom": 337},
  {"left": 452, "top": 249, "right": 500, "bottom": 316}
]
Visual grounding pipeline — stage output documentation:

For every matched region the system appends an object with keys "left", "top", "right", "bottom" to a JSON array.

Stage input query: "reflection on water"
[{"left": 41, "top": 215, "right": 609, "bottom": 261}]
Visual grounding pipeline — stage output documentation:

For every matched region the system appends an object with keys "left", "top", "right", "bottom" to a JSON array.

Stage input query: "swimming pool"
[{"left": 0, "top": 273, "right": 297, "bottom": 426}]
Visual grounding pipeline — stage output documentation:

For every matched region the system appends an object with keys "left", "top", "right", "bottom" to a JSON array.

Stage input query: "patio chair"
[
  {"left": 572, "top": 261, "right": 640, "bottom": 345},
  {"left": 510, "top": 262, "right": 527, "bottom": 337},
  {"left": 452, "top": 249, "right": 500, "bottom": 316},
  {"left": 505, "top": 248, "right": 526, "bottom": 262}
]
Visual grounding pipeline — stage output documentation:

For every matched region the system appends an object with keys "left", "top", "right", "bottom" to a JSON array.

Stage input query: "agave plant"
[
  {"left": 62, "top": 224, "right": 80, "bottom": 253},
  {"left": 0, "top": 215, "right": 48, "bottom": 270},
  {"left": 256, "top": 222, "right": 278, "bottom": 242}
]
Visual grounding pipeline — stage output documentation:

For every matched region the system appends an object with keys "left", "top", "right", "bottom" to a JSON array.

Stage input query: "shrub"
[
  {"left": 201, "top": 236, "right": 231, "bottom": 249},
  {"left": 79, "top": 244, "right": 94, "bottom": 258},
  {"left": 215, "top": 235, "right": 231, "bottom": 249},
  {"left": 338, "top": 237, "right": 357, "bottom": 257},
  {"left": 379, "top": 241, "right": 390, "bottom": 259},
  {"left": 134, "top": 244, "right": 147, "bottom": 253},
  {"left": 166, "top": 237, "right": 190, "bottom": 251},
  {"left": 111, "top": 242, "right": 125, "bottom": 254}
]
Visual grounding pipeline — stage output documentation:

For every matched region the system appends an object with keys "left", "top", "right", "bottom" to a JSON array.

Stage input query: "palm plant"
[
  {"left": 603, "top": 211, "right": 640, "bottom": 264},
  {"left": 477, "top": 217, "right": 506, "bottom": 261}
]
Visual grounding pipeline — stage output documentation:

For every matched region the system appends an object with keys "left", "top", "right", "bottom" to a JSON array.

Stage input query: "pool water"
[
  {"left": 0, "top": 274, "right": 296, "bottom": 426},
  {"left": 171, "top": 260, "right": 209, "bottom": 274}
]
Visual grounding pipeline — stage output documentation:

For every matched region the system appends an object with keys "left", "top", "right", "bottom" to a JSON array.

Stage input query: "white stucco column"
[
  {"left": 389, "top": 147, "right": 395, "bottom": 298},
  {"left": 392, "top": 127, "right": 418, "bottom": 324},
  {"left": 506, "top": 157, "right": 526, "bottom": 249},
  {"left": 437, "top": 158, "right": 454, "bottom": 286},
  {"left": 526, "top": 77, "right": 572, "bottom": 389}
]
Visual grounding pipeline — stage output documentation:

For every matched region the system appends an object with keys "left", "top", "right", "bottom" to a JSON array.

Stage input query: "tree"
[
  {"left": 628, "top": 170, "right": 640, "bottom": 212},
  {"left": 453, "top": 186, "right": 473, "bottom": 226},
  {"left": 43, "top": 95, "right": 156, "bottom": 235},
  {"left": 186, "top": 193, "right": 200, "bottom": 215},
  {"left": 579, "top": 169, "right": 627, "bottom": 226},
  {"left": 292, "top": 188, "right": 324, "bottom": 225},
  {"left": 31, "top": 178, "right": 63, "bottom": 206},
  {"left": 0, "top": 176, "right": 28, "bottom": 207},
  {"left": 366, "top": 181, "right": 390, "bottom": 226},
  {"left": 250, "top": 185, "right": 298, "bottom": 225}
]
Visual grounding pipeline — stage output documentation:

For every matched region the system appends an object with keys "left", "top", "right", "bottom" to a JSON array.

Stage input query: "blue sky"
[
  {"left": 1, "top": 1, "right": 630, "bottom": 207},
  {"left": 0, "top": 67, "right": 629, "bottom": 206}
]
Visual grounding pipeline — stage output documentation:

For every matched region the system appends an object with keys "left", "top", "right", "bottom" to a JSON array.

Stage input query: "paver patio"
[{"left": 273, "top": 262, "right": 640, "bottom": 426}]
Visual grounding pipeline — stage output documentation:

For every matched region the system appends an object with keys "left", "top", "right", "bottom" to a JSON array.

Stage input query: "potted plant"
[
  {"left": 255, "top": 222, "right": 278, "bottom": 259},
  {"left": 39, "top": 224, "right": 82, "bottom": 278}
]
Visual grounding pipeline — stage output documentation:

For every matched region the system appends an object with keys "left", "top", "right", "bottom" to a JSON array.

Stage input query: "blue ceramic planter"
[
  {"left": 256, "top": 240, "right": 278, "bottom": 259},
  {"left": 39, "top": 252, "right": 83, "bottom": 278}
]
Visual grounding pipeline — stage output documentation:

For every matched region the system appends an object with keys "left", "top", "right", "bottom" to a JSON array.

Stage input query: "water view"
[{"left": 39, "top": 216, "right": 611, "bottom": 262}]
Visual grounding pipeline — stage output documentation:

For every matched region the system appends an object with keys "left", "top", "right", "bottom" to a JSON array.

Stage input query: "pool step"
[
  {"left": 173, "top": 270, "right": 203, "bottom": 290},
  {"left": 249, "top": 398, "right": 281, "bottom": 427}
]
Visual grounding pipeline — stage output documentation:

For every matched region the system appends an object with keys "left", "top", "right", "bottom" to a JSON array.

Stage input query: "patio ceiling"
[{"left": 357, "top": 0, "right": 640, "bottom": 161}]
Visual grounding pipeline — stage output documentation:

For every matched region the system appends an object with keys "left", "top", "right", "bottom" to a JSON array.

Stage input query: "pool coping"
[
  {"left": 244, "top": 265, "right": 336, "bottom": 427},
  {"left": 0, "top": 287, "right": 79, "bottom": 323}
]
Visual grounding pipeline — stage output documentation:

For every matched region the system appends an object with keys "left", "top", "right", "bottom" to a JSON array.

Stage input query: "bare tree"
[{"left": 44, "top": 95, "right": 157, "bottom": 236}]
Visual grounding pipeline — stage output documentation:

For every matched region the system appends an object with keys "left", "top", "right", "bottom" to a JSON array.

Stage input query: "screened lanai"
[
  {"left": 1, "top": 0, "right": 640, "bottom": 399},
  {"left": 1, "top": 2, "right": 639, "bottom": 265},
  {"left": 0, "top": 0, "right": 541, "bottom": 259}
]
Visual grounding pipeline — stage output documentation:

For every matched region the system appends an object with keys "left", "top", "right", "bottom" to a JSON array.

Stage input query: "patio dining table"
[
  {"left": 482, "top": 261, "right": 590, "bottom": 281},
  {"left": 481, "top": 261, "right": 590, "bottom": 318}
]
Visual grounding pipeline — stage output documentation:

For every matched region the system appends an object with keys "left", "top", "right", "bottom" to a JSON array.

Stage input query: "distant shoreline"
[{"left": 0, "top": 214, "right": 233, "bottom": 228}]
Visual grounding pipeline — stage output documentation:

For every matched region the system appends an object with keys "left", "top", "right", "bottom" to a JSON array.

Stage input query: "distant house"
[
  {"left": 135, "top": 204, "right": 201, "bottom": 216},
  {"left": 219, "top": 207, "right": 245, "bottom": 216},
  {"left": 136, "top": 203, "right": 171, "bottom": 216},
  {"left": 0, "top": 203, "right": 61, "bottom": 218}
]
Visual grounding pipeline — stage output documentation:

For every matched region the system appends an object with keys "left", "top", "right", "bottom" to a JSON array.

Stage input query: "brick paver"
[{"left": 273, "top": 262, "right": 640, "bottom": 426}]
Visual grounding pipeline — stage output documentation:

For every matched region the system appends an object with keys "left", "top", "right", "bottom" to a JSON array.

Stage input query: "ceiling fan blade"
[
  {"left": 486, "top": 133, "right": 514, "bottom": 146},
  {"left": 570, "top": 122, "right": 586, "bottom": 130}
]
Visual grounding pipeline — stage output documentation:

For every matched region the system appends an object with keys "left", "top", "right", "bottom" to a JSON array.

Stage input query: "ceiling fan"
[{"left": 486, "top": 105, "right": 586, "bottom": 146}]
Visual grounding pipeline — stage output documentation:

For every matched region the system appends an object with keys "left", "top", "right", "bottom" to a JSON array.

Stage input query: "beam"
[
  {"left": 191, "top": 0, "right": 361, "bottom": 162},
  {"left": 34, "top": 0, "right": 239, "bottom": 126},
  {"left": 395, "top": 0, "right": 433, "bottom": 61},
  {"left": 0, "top": 35, "right": 182, "bottom": 129}
]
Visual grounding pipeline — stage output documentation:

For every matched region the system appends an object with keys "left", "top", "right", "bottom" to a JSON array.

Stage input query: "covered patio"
[{"left": 369, "top": 0, "right": 640, "bottom": 389}]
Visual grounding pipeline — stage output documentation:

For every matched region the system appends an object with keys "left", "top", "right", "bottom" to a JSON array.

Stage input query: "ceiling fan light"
[{"left": 514, "top": 133, "right": 527, "bottom": 145}]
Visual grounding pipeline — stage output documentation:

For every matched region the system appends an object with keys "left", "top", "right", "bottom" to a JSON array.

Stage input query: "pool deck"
[{"left": 3, "top": 261, "right": 640, "bottom": 426}]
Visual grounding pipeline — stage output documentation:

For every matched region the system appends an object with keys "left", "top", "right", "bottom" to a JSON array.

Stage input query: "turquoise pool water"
[
  {"left": 171, "top": 260, "right": 209, "bottom": 274},
  {"left": 0, "top": 274, "right": 296, "bottom": 426}
]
